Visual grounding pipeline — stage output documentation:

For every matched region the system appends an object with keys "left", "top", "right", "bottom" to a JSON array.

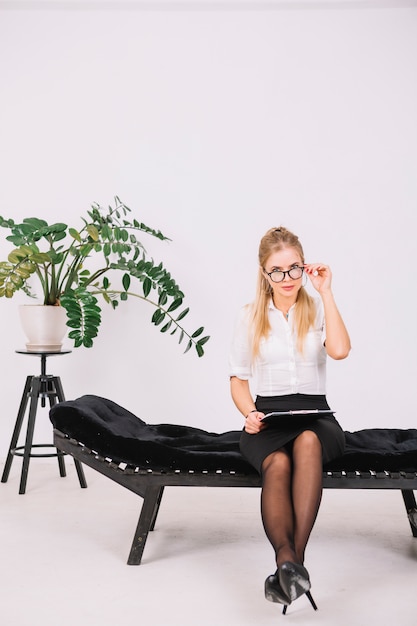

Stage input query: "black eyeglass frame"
[{"left": 264, "top": 265, "right": 304, "bottom": 283}]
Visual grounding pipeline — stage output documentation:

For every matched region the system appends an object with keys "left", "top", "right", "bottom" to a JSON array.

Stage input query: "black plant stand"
[{"left": 1, "top": 350, "right": 87, "bottom": 494}]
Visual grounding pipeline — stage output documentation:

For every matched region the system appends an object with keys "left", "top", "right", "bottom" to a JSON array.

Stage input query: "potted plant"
[{"left": 0, "top": 197, "right": 209, "bottom": 356}]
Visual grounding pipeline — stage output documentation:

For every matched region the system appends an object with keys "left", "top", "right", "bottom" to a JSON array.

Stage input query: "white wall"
[{"left": 0, "top": 0, "right": 416, "bottom": 456}]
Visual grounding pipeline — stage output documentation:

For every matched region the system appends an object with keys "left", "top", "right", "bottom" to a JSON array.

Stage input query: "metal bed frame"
[{"left": 54, "top": 429, "right": 417, "bottom": 566}]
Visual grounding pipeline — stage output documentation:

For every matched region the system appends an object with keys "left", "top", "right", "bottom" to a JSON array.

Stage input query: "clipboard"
[{"left": 261, "top": 409, "right": 335, "bottom": 423}]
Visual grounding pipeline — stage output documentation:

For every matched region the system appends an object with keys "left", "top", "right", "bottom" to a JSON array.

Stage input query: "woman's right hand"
[{"left": 244, "top": 411, "right": 266, "bottom": 434}]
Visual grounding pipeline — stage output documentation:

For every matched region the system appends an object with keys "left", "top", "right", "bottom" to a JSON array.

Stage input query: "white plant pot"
[{"left": 19, "top": 304, "right": 68, "bottom": 352}]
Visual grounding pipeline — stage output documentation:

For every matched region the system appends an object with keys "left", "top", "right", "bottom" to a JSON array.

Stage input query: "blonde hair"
[{"left": 250, "top": 226, "right": 316, "bottom": 359}]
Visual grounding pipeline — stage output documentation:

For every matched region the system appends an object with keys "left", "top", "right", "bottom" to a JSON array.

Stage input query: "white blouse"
[{"left": 229, "top": 298, "right": 327, "bottom": 396}]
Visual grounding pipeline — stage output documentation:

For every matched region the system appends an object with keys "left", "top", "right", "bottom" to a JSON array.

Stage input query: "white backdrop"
[{"left": 0, "top": 0, "right": 416, "bottom": 457}]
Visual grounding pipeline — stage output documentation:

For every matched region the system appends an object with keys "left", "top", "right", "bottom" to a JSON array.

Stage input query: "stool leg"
[
  {"left": 1, "top": 376, "right": 33, "bottom": 484},
  {"left": 51, "top": 376, "right": 87, "bottom": 489},
  {"left": 19, "top": 377, "right": 42, "bottom": 495},
  {"left": 51, "top": 375, "right": 65, "bottom": 404}
]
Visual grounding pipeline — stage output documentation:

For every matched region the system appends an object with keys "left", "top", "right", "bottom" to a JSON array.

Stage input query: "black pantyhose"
[{"left": 260, "top": 430, "right": 323, "bottom": 567}]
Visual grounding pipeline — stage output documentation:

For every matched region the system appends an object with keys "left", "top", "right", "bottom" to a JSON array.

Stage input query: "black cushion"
[{"left": 49, "top": 395, "right": 417, "bottom": 473}]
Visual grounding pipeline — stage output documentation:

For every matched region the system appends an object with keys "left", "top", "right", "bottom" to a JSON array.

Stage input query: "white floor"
[{"left": 1, "top": 460, "right": 416, "bottom": 626}]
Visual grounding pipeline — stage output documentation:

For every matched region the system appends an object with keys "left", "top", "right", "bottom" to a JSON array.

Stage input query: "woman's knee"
[
  {"left": 293, "top": 430, "right": 322, "bottom": 454},
  {"left": 262, "top": 448, "right": 292, "bottom": 476}
]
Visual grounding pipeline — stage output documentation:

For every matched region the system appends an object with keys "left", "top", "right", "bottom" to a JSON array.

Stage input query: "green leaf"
[
  {"left": 30, "top": 252, "right": 52, "bottom": 263},
  {"left": 86, "top": 224, "right": 100, "bottom": 241},
  {"left": 101, "top": 224, "right": 112, "bottom": 240},
  {"left": 176, "top": 308, "right": 189, "bottom": 322},
  {"left": 14, "top": 266, "right": 33, "bottom": 279},
  {"left": 47, "top": 222, "right": 67, "bottom": 234},
  {"left": 122, "top": 273, "right": 130, "bottom": 291},
  {"left": 52, "top": 230, "right": 67, "bottom": 242},
  {"left": 69, "top": 228, "right": 82, "bottom": 242},
  {"left": 151, "top": 309, "right": 165, "bottom": 326},
  {"left": 10, "top": 274, "right": 24, "bottom": 287},
  {"left": 184, "top": 339, "right": 193, "bottom": 354},
  {"left": 167, "top": 297, "right": 183, "bottom": 312},
  {"left": 143, "top": 277, "right": 152, "bottom": 298},
  {"left": 191, "top": 327, "right": 204, "bottom": 338},
  {"left": 22, "top": 217, "right": 48, "bottom": 229},
  {"left": 8, "top": 245, "right": 33, "bottom": 263}
]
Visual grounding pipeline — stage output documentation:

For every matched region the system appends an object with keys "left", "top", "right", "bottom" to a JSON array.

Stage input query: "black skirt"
[{"left": 239, "top": 393, "right": 345, "bottom": 474}]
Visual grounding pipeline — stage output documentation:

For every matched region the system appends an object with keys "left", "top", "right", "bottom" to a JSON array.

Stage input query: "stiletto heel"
[
  {"left": 306, "top": 590, "right": 318, "bottom": 611},
  {"left": 282, "top": 592, "right": 316, "bottom": 616}
]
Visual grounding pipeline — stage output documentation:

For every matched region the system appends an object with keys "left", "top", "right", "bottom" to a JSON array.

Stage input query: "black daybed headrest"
[
  {"left": 49, "top": 395, "right": 417, "bottom": 473},
  {"left": 50, "top": 394, "right": 252, "bottom": 472}
]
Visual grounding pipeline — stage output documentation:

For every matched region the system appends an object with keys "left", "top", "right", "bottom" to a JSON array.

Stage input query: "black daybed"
[{"left": 50, "top": 395, "right": 417, "bottom": 565}]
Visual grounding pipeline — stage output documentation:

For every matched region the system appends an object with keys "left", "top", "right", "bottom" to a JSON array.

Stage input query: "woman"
[{"left": 229, "top": 226, "right": 351, "bottom": 612}]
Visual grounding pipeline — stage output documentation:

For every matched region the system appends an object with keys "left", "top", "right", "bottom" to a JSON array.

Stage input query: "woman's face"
[{"left": 264, "top": 246, "right": 304, "bottom": 299}]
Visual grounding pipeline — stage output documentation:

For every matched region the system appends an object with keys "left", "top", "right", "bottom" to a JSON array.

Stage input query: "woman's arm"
[
  {"left": 230, "top": 376, "right": 265, "bottom": 433},
  {"left": 305, "top": 263, "right": 351, "bottom": 360},
  {"left": 320, "top": 290, "right": 351, "bottom": 359}
]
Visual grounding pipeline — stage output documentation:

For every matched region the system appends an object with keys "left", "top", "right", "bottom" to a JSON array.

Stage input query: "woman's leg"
[
  {"left": 262, "top": 433, "right": 322, "bottom": 609},
  {"left": 260, "top": 448, "right": 298, "bottom": 567},
  {"left": 291, "top": 430, "right": 323, "bottom": 564},
  {"left": 260, "top": 431, "right": 323, "bottom": 567}
]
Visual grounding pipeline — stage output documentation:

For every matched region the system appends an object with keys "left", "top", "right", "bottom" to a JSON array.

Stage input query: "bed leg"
[
  {"left": 127, "top": 485, "right": 165, "bottom": 565},
  {"left": 74, "top": 459, "right": 88, "bottom": 488},
  {"left": 401, "top": 489, "right": 417, "bottom": 538},
  {"left": 149, "top": 486, "right": 164, "bottom": 531}
]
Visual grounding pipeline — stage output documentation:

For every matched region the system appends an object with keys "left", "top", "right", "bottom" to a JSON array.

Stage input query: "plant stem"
[{"left": 90, "top": 288, "right": 198, "bottom": 345}]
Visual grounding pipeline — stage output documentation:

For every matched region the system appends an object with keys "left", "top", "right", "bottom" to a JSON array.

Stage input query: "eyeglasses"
[{"left": 264, "top": 266, "right": 304, "bottom": 283}]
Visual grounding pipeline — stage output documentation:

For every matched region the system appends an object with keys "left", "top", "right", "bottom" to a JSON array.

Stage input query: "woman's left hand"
[{"left": 304, "top": 263, "right": 332, "bottom": 293}]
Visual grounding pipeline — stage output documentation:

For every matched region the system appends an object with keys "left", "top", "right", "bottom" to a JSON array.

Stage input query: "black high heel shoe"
[
  {"left": 264, "top": 570, "right": 291, "bottom": 606},
  {"left": 279, "top": 562, "right": 318, "bottom": 614}
]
